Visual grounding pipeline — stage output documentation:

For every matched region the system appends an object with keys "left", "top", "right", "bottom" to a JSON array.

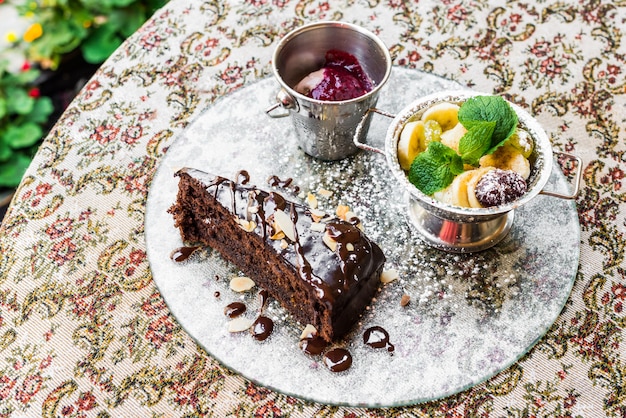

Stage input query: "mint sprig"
[
  {"left": 408, "top": 141, "right": 464, "bottom": 195},
  {"left": 458, "top": 95, "right": 518, "bottom": 159},
  {"left": 458, "top": 120, "right": 496, "bottom": 165}
]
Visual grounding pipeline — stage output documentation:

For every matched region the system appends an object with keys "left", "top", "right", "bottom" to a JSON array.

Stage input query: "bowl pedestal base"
[{"left": 406, "top": 196, "right": 514, "bottom": 253}]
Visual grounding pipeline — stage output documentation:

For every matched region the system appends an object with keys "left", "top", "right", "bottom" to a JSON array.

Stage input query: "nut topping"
[
  {"left": 228, "top": 317, "right": 254, "bottom": 333},
  {"left": 236, "top": 217, "right": 257, "bottom": 232},
  {"left": 380, "top": 269, "right": 399, "bottom": 284},
  {"left": 335, "top": 204, "right": 350, "bottom": 219},
  {"left": 273, "top": 209, "right": 296, "bottom": 242},
  {"left": 229, "top": 276, "right": 256, "bottom": 292},
  {"left": 300, "top": 324, "right": 318, "bottom": 340},
  {"left": 306, "top": 192, "right": 318, "bottom": 209},
  {"left": 318, "top": 189, "right": 333, "bottom": 198},
  {"left": 310, "top": 222, "right": 326, "bottom": 233},
  {"left": 322, "top": 230, "right": 338, "bottom": 252}
]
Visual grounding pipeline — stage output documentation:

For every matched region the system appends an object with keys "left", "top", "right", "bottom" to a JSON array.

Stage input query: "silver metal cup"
[
  {"left": 354, "top": 90, "right": 583, "bottom": 252},
  {"left": 266, "top": 21, "right": 392, "bottom": 161}
]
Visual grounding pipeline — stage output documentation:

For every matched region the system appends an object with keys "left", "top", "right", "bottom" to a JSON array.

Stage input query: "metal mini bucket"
[
  {"left": 354, "top": 90, "right": 583, "bottom": 252},
  {"left": 266, "top": 21, "right": 392, "bottom": 161}
]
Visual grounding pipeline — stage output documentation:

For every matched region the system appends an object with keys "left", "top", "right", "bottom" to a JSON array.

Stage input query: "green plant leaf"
[
  {"left": 0, "top": 153, "right": 33, "bottom": 188},
  {"left": 7, "top": 89, "right": 35, "bottom": 115},
  {"left": 5, "top": 123, "right": 43, "bottom": 149},
  {"left": 0, "top": 97, "right": 6, "bottom": 119},
  {"left": 10, "top": 69, "right": 40, "bottom": 85},
  {"left": 29, "top": 97, "right": 55, "bottom": 124},
  {"left": 408, "top": 141, "right": 464, "bottom": 195},
  {"left": 0, "top": 137, "right": 12, "bottom": 162},
  {"left": 82, "top": 25, "right": 122, "bottom": 63},
  {"left": 458, "top": 120, "right": 496, "bottom": 165},
  {"left": 110, "top": 8, "right": 147, "bottom": 37}
]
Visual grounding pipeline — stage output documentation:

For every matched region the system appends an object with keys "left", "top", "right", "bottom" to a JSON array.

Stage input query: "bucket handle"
[
  {"left": 266, "top": 89, "right": 298, "bottom": 118},
  {"left": 540, "top": 151, "right": 582, "bottom": 199},
  {"left": 353, "top": 107, "right": 395, "bottom": 154}
]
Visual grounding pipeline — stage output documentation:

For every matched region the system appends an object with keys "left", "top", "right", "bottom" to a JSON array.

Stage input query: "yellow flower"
[
  {"left": 23, "top": 23, "right": 43, "bottom": 43},
  {"left": 5, "top": 32, "right": 18, "bottom": 43}
]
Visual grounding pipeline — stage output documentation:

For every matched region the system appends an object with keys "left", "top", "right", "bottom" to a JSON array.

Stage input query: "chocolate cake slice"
[{"left": 168, "top": 168, "right": 386, "bottom": 341}]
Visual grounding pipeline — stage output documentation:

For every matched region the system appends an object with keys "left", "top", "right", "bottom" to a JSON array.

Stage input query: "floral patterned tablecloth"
[{"left": 1, "top": 0, "right": 625, "bottom": 416}]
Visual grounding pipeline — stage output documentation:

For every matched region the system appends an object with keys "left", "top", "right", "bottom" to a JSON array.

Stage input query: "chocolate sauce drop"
[
  {"left": 251, "top": 316, "right": 274, "bottom": 341},
  {"left": 224, "top": 302, "right": 246, "bottom": 318},
  {"left": 258, "top": 289, "right": 269, "bottom": 312},
  {"left": 170, "top": 246, "right": 199, "bottom": 262},
  {"left": 214, "top": 291, "right": 220, "bottom": 298},
  {"left": 323, "top": 348, "right": 352, "bottom": 372},
  {"left": 363, "top": 326, "right": 394, "bottom": 353},
  {"left": 299, "top": 335, "right": 328, "bottom": 355}
]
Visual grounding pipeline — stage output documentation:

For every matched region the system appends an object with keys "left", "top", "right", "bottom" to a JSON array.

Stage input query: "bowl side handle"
[
  {"left": 540, "top": 151, "right": 583, "bottom": 199},
  {"left": 353, "top": 107, "right": 395, "bottom": 155}
]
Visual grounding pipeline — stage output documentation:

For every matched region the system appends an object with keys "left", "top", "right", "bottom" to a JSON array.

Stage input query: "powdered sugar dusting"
[{"left": 145, "top": 69, "right": 579, "bottom": 406}]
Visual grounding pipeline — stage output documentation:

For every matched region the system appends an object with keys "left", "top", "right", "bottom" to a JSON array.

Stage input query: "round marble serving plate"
[{"left": 145, "top": 67, "right": 580, "bottom": 407}]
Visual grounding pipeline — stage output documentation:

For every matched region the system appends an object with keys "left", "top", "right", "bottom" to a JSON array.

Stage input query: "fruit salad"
[{"left": 397, "top": 95, "right": 533, "bottom": 208}]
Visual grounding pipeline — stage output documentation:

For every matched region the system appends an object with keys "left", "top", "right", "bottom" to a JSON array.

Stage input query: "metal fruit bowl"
[{"left": 355, "top": 90, "right": 582, "bottom": 252}]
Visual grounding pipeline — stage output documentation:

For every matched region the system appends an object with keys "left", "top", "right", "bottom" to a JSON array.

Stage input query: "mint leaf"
[
  {"left": 458, "top": 120, "right": 496, "bottom": 165},
  {"left": 458, "top": 95, "right": 518, "bottom": 149},
  {"left": 408, "top": 141, "right": 464, "bottom": 195}
]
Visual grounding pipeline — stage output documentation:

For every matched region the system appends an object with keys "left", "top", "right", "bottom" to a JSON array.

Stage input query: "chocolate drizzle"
[
  {"left": 237, "top": 170, "right": 250, "bottom": 185},
  {"left": 290, "top": 203, "right": 316, "bottom": 296},
  {"left": 268, "top": 175, "right": 300, "bottom": 194},
  {"left": 326, "top": 222, "right": 366, "bottom": 291},
  {"left": 258, "top": 289, "right": 269, "bottom": 311}
]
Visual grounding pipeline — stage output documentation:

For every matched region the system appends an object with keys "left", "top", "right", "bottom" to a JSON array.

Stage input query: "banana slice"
[
  {"left": 421, "top": 102, "right": 460, "bottom": 131},
  {"left": 479, "top": 144, "right": 530, "bottom": 179},
  {"left": 433, "top": 168, "right": 491, "bottom": 208},
  {"left": 439, "top": 123, "right": 467, "bottom": 152},
  {"left": 448, "top": 170, "right": 476, "bottom": 207},
  {"left": 398, "top": 120, "right": 425, "bottom": 170},
  {"left": 467, "top": 167, "right": 495, "bottom": 208},
  {"left": 506, "top": 129, "right": 534, "bottom": 158},
  {"left": 433, "top": 185, "right": 454, "bottom": 205}
]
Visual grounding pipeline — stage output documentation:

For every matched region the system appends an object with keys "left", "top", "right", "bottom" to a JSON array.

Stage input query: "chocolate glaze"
[
  {"left": 194, "top": 169, "right": 383, "bottom": 308},
  {"left": 323, "top": 348, "right": 352, "bottom": 372},
  {"left": 171, "top": 168, "right": 386, "bottom": 341}
]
